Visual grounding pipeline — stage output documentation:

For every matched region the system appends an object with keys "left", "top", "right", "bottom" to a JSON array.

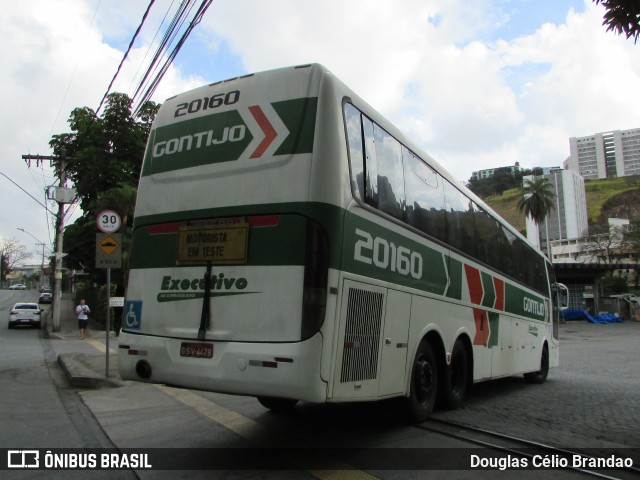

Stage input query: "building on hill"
[
  {"left": 564, "top": 127, "right": 640, "bottom": 179},
  {"left": 525, "top": 169, "right": 588, "bottom": 253},
  {"left": 471, "top": 162, "right": 522, "bottom": 181}
]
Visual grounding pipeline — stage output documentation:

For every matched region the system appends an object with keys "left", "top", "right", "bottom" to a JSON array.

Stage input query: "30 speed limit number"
[{"left": 96, "top": 210, "right": 122, "bottom": 233}]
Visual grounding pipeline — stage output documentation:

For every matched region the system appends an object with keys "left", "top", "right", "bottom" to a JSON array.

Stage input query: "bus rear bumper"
[{"left": 117, "top": 332, "right": 328, "bottom": 403}]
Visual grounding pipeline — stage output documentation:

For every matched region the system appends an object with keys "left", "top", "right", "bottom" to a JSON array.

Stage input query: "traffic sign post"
[
  {"left": 97, "top": 209, "right": 122, "bottom": 233},
  {"left": 95, "top": 233, "right": 122, "bottom": 268},
  {"left": 95, "top": 210, "right": 122, "bottom": 378}
]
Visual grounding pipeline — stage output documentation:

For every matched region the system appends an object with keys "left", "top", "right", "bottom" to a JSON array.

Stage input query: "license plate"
[
  {"left": 180, "top": 342, "right": 213, "bottom": 358},
  {"left": 177, "top": 224, "right": 248, "bottom": 265}
]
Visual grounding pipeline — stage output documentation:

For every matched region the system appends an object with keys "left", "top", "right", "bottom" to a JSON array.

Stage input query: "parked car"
[
  {"left": 8, "top": 303, "right": 42, "bottom": 329},
  {"left": 8, "top": 284, "right": 26, "bottom": 290},
  {"left": 38, "top": 290, "right": 53, "bottom": 304}
]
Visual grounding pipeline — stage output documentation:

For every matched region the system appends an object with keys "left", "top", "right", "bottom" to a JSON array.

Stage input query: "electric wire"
[
  {"left": 133, "top": 0, "right": 214, "bottom": 116},
  {"left": 127, "top": 0, "right": 177, "bottom": 96},
  {"left": 130, "top": 0, "right": 198, "bottom": 110},
  {"left": 95, "top": 0, "right": 156, "bottom": 115}
]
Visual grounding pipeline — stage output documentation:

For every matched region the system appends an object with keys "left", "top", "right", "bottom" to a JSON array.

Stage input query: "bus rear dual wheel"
[{"left": 406, "top": 339, "right": 469, "bottom": 422}]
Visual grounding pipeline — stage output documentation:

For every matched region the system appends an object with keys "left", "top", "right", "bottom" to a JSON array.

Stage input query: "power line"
[
  {"left": 130, "top": 0, "right": 198, "bottom": 109},
  {"left": 133, "top": 0, "right": 214, "bottom": 116},
  {"left": 95, "top": 0, "right": 156, "bottom": 115},
  {"left": 127, "top": 0, "right": 177, "bottom": 96},
  {"left": 0, "top": 171, "right": 57, "bottom": 216}
]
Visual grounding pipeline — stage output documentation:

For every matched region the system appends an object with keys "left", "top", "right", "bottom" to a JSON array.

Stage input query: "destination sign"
[{"left": 177, "top": 224, "right": 248, "bottom": 264}]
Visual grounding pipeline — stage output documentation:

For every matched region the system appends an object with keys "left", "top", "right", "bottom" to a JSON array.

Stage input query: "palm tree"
[
  {"left": 518, "top": 177, "right": 555, "bottom": 224},
  {"left": 518, "top": 177, "right": 556, "bottom": 255}
]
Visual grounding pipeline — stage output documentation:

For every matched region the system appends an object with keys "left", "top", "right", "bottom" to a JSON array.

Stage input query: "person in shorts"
[{"left": 76, "top": 299, "right": 91, "bottom": 339}]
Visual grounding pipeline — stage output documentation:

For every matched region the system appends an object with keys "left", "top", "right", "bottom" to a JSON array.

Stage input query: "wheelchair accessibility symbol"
[{"left": 124, "top": 301, "right": 142, "bottom": 330}]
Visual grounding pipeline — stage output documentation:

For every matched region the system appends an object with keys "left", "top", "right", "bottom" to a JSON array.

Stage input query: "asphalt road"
[{"left": 0, "top": 289, "right": 134, "bottom": 479}]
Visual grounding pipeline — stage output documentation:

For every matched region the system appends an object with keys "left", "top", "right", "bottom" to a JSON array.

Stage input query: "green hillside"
[{"left": 482, "top": 176, "right": 640, "bottom": 235}]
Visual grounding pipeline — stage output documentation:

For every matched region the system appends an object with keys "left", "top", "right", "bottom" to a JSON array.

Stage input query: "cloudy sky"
[{"left": 1, "top": 0, "right": 640, "bottom": 264}]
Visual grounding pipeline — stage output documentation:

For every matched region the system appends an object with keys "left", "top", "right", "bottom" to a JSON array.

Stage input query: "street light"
[{"left": 17, "top": 228, "right": 51, "bottom": 289}]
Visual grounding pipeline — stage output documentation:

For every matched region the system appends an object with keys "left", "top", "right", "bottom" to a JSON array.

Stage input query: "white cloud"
[{"left": 198, "top": 0, "right": 637, "bottom": 181}]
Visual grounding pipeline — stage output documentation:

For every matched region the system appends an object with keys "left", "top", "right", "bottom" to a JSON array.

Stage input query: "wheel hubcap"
[{"left": 415, "top": 355, "right": 434, "bottom": 404}]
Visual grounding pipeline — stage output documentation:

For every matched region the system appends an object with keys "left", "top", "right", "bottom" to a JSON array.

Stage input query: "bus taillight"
[{"left": 301, "top": 220, "right": 329, "bottom": 340}]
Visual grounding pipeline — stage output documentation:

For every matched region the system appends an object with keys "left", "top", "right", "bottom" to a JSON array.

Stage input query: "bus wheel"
[
  {"left": 438, "top": 339, "right": 469, "bottom": 410},
  {"left": 406, "top": 340, "right": 437, "bottom": 422},
  {"left": 257, "top": 396, "right": 298, "bottom": 412},
  {"left": 524, "top": 344, "right": 549, "bottom": 384}
]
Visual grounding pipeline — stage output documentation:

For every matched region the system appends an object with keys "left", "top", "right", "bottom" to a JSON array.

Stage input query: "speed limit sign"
[{"left": 97, "top": 209, "right": 122, "bottom": 233}]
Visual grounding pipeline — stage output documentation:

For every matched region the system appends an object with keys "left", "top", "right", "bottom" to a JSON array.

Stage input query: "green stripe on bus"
[
  {"left": 481, "top": 271, "right": 496, "bottom": 308},
  {"left": 446, "top": 258, "right": 463, "bottom": 300},
  {"left": 273, "top": 97, "right": 317, "bottom": 155},
  {"left": 131, "top": 202, "right": 549, "bottom": 322},
  {"left": 488, "top": 311, "right": 500, "bottom": 347}
]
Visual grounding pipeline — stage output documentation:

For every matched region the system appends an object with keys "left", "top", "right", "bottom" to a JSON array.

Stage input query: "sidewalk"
[{"left": 44, "top": 292, "right": 123, "bottom": 389}]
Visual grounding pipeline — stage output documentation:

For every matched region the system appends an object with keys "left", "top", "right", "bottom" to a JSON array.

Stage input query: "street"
[
  {"left": 1, "top": 288, "right": 639, "bottom": 479},
  {"left": 0, "top": 290, "right": 133, "bottom": 479}
]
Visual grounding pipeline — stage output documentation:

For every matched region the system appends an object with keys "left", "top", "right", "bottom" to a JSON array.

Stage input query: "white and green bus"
[{"left": 118, "top": 64, "right": 562, "bottom": 421}]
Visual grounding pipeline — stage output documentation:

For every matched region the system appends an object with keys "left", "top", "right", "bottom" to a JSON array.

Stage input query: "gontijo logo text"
[
  {"left": 152, "top": 125, "right": 247, "bottom": 158},
  {"left": 141, "top": 95, "right": 317, "bottom": 176},
  {"left": 523, "top": 296, "right": 546, "bottom": 317}
]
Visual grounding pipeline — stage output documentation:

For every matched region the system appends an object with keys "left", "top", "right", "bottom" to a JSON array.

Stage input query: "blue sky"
[
  {"left": 490, "top": 0, "right": 587, "bottom": 40},
  {"left": 1, "top": 0, "right": 640, "bottom": 262}
]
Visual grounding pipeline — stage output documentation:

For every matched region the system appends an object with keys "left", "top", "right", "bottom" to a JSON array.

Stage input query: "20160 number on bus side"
[{"left": 118, "top": 64, "right": 560, "bottom": 422}]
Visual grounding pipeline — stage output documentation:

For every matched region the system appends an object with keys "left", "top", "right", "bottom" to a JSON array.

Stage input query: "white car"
[
  {"left": 8, "top": 284, "right": 27, "bottom": 290},
  {"left": 8, "top": 303, "right": 42, "bottom": 329}
]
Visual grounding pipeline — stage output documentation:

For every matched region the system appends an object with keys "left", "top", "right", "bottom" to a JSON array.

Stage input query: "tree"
[
  {"left": 579, "top": 228, "right": 635, "bottom": 266},
  {"left": 0, "top": 239, "right": 30, "bottom": 282},
  {"left": 517, "top": 177, "right": 556, "bottom": 226},
  {"left": 48, "top": 93, "right": 158, "bottom": 293},
  {"left": 467, "top": 167, "right": 521, "bottom": 198},
  {"left": 594, "top": 0, "right": 640, "bottom": 43},
  {"left": 49, "top": 93, "right": 158, "bottom": 215}
]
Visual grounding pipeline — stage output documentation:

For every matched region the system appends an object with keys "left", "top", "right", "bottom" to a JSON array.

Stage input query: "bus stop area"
[{"left": 43, "top": 293, "right": 121, "bottom": 389}]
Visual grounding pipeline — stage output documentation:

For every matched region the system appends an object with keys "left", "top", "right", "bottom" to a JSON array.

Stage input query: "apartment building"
[{"left": 564, "top": 127, "right": 640, "bottom": 179}]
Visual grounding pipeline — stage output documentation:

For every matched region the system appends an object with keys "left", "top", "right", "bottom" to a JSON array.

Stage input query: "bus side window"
[
  {"left": 473, "top": 206, "right": 505, "bottom": 273},
  {"left": 344, "top": 104, "right": 365, "bottom": 201},
  {"left": 404, "top": 152, "right": 446, "bottom": 242},
  {"left": 362, "top": 116, "right": 379, "bottom": 208},
  {"left": 373, "top": 124, "right": 405, "bottom": 221},
  {"left": 443, "top": 181, "right": 476, "bottom": 256}
]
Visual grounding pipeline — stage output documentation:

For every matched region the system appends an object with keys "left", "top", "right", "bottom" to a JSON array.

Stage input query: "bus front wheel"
[
  {"left": 524, "top": 344, "right": 549, "bottom": 384},
  {"left": 257, "top": 396, "right": 298, "bottom": 412},
  {"left": 406, "top": 340, "right": 438, "bottom": 422}
]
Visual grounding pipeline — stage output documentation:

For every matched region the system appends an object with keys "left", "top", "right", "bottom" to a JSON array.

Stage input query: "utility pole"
[
  {"left": 52, "top": 163, "right": 67, "bottom": 331},
  {"left": 22, "top": 153, "right": 75, "bottom": 332}
]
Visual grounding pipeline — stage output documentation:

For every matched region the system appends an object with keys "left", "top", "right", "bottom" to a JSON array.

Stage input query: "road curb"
[{"left": 57, "top": 353, "right": 122, "bottom": 389}]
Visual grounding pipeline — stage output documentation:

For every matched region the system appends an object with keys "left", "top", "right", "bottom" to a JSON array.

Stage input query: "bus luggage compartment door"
[{"left": 332, "top": 280, "right": 410, "bottom": 400}]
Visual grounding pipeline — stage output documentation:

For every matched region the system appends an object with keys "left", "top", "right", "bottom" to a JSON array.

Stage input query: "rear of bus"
[{"left": 118, "top": 65, "right": 339, "bottom": 403}]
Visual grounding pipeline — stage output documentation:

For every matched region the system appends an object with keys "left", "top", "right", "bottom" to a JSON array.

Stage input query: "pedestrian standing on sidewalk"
[{"left": 76, "top": 299, "right": 91, "bottom": 339}]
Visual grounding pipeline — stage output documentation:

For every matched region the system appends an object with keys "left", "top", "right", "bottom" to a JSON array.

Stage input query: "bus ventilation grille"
[{"left": 340, "top": 288, "right": 384, "bottom": 383}]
